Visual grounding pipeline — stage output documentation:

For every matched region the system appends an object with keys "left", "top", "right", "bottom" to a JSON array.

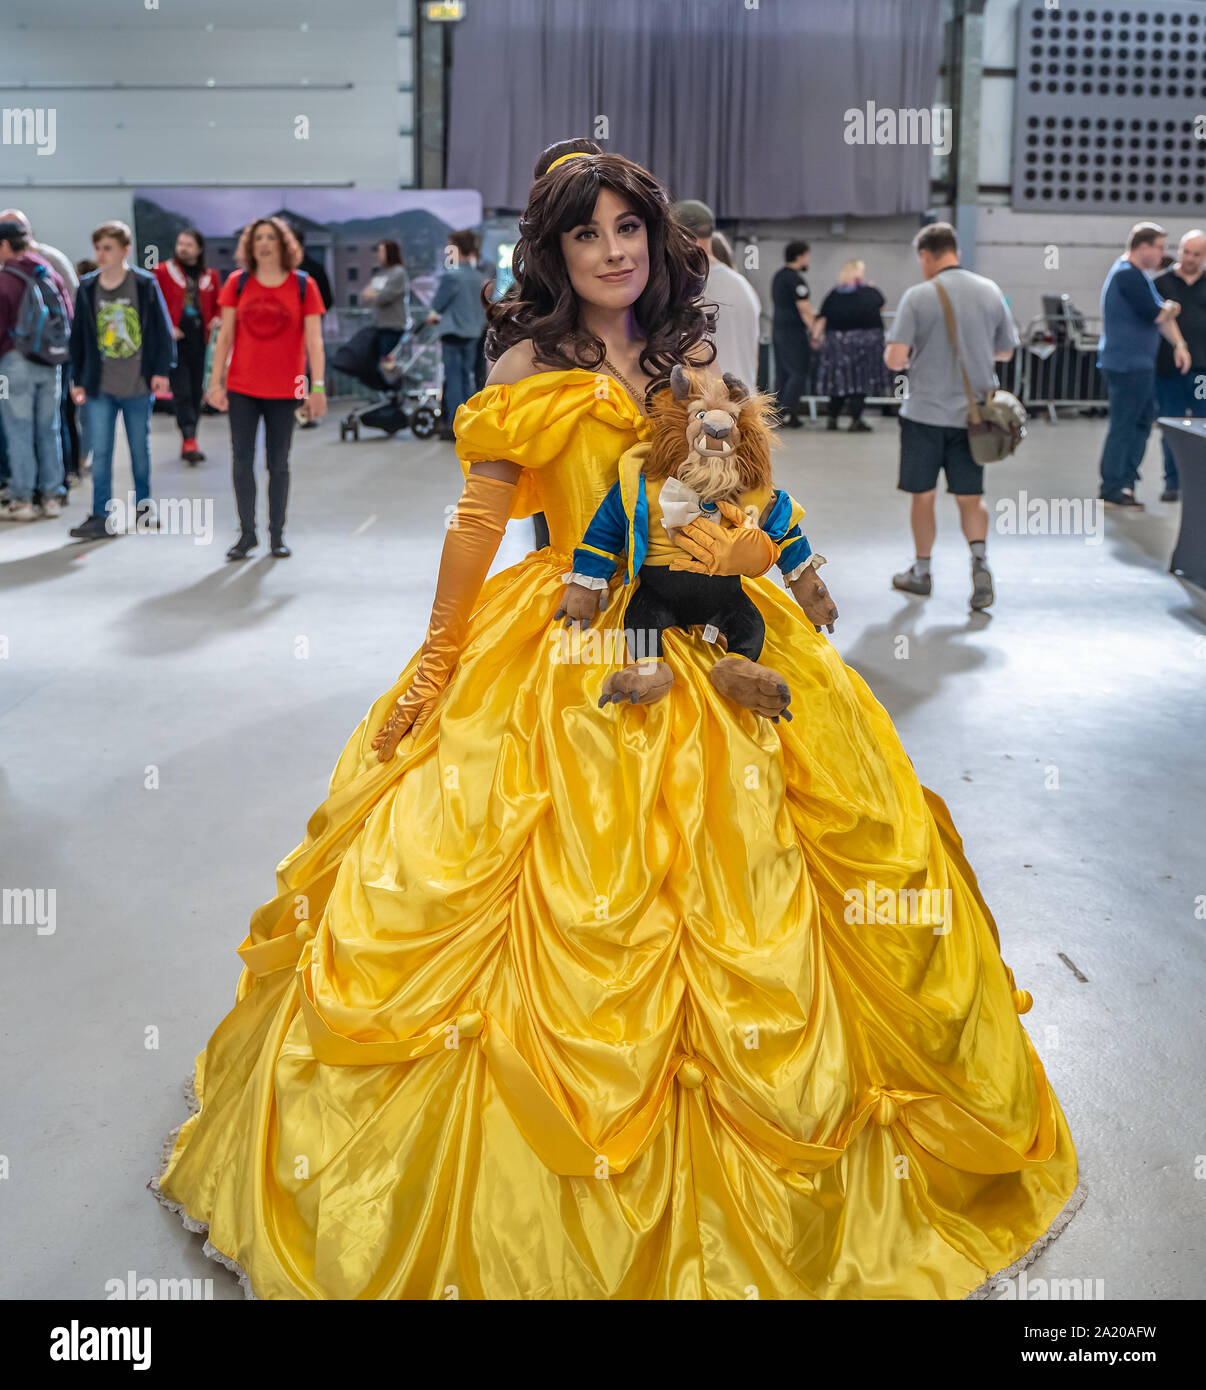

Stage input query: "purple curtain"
[{"left": 446, "top": 0, "right": 944, "bottom": 217}]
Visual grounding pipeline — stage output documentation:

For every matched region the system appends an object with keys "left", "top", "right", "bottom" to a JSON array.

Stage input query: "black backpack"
[
  {"left": 235, "top": 269, "right": 309, "bottom": 305},
  {"left": 1, "top": 261, "right": 71, "bottom": 366}
]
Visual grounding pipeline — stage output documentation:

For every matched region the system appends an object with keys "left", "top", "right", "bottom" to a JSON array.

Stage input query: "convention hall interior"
[{"left": 1, "top": 0, "right": 1203, "bottom": 1311}]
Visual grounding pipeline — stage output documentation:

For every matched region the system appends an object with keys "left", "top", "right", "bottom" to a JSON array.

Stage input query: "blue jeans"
[
  {"left": 89, "top": 391, "right": 153, "bottom": 516},
  {"left": 0, "top": 350, "right": 64, "bottom": 502},
  {"left": 441, "top": 335, "right": 477, "bottom": 429},
  {"left": 1099, "top": 368, "right": 1155, "bottom": 499},
  {"left": 1154, "top": 369, "right": 1206, "bottom": 489}
]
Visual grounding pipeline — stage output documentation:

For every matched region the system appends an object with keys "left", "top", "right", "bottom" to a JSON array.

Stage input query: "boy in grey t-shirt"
[
  {"left": 67, "top": 220, "right": 175, "bottom": 540},
  {"left": 884, "top": 222, "right": 1019, "bottom": 611}
]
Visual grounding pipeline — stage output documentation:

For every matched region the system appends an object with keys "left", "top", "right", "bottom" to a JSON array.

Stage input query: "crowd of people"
[{"left": 0, "top": 195, "right": 1193, "bottom": 604}]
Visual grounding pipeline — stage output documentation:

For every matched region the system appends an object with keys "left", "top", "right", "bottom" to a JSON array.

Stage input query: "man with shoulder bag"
[{"left": 884, "top": 222, "right": 1024, "bottom": 611}]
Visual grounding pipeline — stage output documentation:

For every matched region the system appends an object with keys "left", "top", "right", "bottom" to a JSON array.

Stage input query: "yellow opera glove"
[
  {"left": 373, "top": 471, "right": 515, "bottom": 761},
  {"left": 666, "top": 499, "right": 778, "bottom": 577}
]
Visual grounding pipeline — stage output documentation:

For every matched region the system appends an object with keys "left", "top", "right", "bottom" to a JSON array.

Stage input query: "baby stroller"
[{"left": 333, "top": 321, "right": 445, "bottom": 441}]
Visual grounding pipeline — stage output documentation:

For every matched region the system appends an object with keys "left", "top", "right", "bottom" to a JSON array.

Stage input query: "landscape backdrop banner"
[{"left": 132, "top": 188, "right": 489, "bottom": 324}]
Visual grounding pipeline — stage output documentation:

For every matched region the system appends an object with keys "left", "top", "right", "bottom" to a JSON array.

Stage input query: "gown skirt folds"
[{"left": 153, "top": 369, "right": 1081, "bottom": 1299}]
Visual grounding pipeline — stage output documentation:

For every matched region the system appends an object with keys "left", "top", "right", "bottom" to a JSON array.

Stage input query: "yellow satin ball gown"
[{"left": 153, "top": 367, "right": 1082, "bottom": 1299}]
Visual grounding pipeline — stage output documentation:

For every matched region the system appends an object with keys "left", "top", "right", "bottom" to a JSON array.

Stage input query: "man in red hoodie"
[{"left": 154, "top": 228, "right": 220, "bottom": 464}]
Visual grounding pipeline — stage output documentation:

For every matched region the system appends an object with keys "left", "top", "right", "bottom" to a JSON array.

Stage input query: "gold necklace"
[{"left": 602, "top": 356, "right": 646, "bottom": 410}]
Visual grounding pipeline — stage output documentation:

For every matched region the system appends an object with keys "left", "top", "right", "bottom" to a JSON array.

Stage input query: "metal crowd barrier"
[{"left": 783, "top": 300, "right": 1109, "bottom": 424}]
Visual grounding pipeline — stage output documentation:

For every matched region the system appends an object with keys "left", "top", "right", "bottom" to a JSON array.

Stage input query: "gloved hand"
[
  {"left": 666, "top": 500, "right": 777, "bottom": 577},
  {"left": 372, "top": 471, "right": 515, "bottom": 761}
]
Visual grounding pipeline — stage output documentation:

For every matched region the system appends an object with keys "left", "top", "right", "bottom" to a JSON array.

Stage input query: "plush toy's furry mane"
[{"left": 642, "top": 366, "right": 780, "bottom": 491}]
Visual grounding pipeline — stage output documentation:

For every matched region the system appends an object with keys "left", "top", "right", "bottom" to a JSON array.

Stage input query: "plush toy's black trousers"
[{"left": 622, "top": 565, "right": 765, "bottom": 662}]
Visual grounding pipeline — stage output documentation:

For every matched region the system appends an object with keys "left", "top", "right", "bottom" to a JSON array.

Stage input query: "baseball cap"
[{"left": 672, "top": 199, "right": 716, "bottom": 238}]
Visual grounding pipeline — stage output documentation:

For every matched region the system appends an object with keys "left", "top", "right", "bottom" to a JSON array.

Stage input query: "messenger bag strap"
[{"left": 932, "top": 278, "right": 983, "bottom": 426}]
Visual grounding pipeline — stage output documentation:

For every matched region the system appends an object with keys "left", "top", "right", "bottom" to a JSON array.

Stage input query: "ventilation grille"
[{"left": 1012, "top": 3, "right": 1206, "bottom": 212}]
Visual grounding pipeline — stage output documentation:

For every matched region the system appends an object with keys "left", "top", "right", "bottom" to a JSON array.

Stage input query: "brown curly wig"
[
  {"left": 485, "top": 150, "right": 717, "bottom": 408},
  {"left": 234, "top": 216, "right": 303, "bottom": 273},
  {"left": 642, "top": 366, "right": 780, "bottom": 497}
]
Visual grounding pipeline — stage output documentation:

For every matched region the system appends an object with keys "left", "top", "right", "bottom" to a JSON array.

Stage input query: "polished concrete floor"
[{"left": 1, "top": 403, "right": 1203, "bottom": 1300}]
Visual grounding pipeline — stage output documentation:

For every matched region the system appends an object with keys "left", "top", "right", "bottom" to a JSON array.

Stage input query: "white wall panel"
[
  {"left": 0, "top": 6, "right": 417, "bottom": 256},
  {"left": 0, "top": 89, "right": 399, "bottom": 184}
]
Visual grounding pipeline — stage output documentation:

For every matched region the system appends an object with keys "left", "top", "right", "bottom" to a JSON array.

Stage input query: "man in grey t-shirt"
[{"left": 884, "top": 222, "right": 1019, "bottom": 611}]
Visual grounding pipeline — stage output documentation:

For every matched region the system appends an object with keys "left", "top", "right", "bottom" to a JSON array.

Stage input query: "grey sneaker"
[
  {"left": 892, "top": 566, "right": 932, "bottom": 596},
  {"left": 970, "top": 562, "right": 995, "bottom": 610},
  {"left": 0, "top": 499, "right": 39, "bottom": 522}
]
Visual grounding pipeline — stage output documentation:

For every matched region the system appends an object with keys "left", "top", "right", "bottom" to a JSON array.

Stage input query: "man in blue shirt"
[
  {"left": 1097, "top": 222, "right": 1189, "bottom": 509},
  {"left": 427, "top": 229, "right": 487, "bottom": 441}
]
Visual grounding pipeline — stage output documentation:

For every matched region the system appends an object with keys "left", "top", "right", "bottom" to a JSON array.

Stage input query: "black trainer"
[
  {"left": 1103, "top": 490, "right": 1145, "bottom": 511},
  {"left": 1160, "top": 487, "right": 1180, "bottom": 503},
  {"left": 270, "top": 538, "right": 292, "bottom": 558},
  {"left": 69, "top": 513, "right": 114, "bottom": 541},
  {"left": 226, "top": 535, "right": 257, "bottom": 561}
]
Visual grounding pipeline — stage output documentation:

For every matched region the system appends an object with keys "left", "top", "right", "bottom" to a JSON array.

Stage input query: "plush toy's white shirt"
[{"left": 658, "top": 475, "right": 707, "bottom": 533}]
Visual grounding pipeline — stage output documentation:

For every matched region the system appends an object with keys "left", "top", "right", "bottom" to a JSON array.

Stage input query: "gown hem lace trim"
[{"left": 149, "top": 1075, "right": 1086, "bottom": 1302}]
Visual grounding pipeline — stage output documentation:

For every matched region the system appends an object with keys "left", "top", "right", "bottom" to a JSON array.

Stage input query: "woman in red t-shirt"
[{"left": 207, "top": 216, "right": 326, "bottom": 560}]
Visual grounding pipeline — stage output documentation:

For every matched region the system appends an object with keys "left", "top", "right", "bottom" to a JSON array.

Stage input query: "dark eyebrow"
[{"left": 575, "top": 212, "right": 643, "bottom": 228}]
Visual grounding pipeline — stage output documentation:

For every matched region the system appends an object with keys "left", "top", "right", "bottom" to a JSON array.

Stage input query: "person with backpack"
[
  {"left": 1, "top": 209, "right": 81, "bottom": 489},
  {"left": 67, "top": 220, "right": 175, "bottom": 540},
  {"left": 0, "top": 218, "right": 72, "bottom": 522},
  {"left": 206, "top": 216, "right": 326, "bottom": 561}
]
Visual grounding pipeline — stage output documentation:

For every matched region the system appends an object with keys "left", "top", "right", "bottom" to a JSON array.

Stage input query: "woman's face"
[
  {"left": 253, "top": 223, "right": 282, "bottom": 267},
  {"left": 376, "top": 242, "right": 387, "bottom": 266},
  {"left": 558, "top": 186, "right": 649, "bottom": 312}
]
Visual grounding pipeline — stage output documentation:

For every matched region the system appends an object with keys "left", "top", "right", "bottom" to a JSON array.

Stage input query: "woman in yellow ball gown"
[{"left": 152, "top": 146, "right": 1082, "bottom": 1299}]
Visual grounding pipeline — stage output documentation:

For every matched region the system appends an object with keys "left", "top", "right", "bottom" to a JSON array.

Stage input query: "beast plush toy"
[{"left": 555, "top": 365, "right": 838, "bottom": 721}]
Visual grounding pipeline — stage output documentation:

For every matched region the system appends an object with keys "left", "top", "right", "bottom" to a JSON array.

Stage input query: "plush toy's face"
[
  {"left": 675, "top": 375, "right": 751, "bottom": 502},
  {"left": 683, "top": 387, "right": 743, "bottom": 463}
]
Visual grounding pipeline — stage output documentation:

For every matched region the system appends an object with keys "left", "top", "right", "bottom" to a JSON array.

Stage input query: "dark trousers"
[
  {"left": 441, "top": 334, "right": 477, "bottom": 430},
  {"left": 773, "top": 329, "right": 811, "bottom": 421},
  {"left": 228, "top": 392, "right": 296, "bottom": 542},
  {"left": 61, "top": 369, "right": 79, "bottom": 479},
  {"left": 1154, "top": 369, "right": 1206, "bottom": 489},
  {"left": 827, "top": 392, "right": 865, "bottom": 422},
  {"left": 1100, "top": 368, "right": 1155, "bottom": 498},
  {"left": 170, "top": 321, "right": 207, "bottom": 438},
  {"left": 474, "top": 332, "right": 488, "bottom": 393},
  {"left": 623, "top": 566, "right": 765, "bottom": 662}
]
